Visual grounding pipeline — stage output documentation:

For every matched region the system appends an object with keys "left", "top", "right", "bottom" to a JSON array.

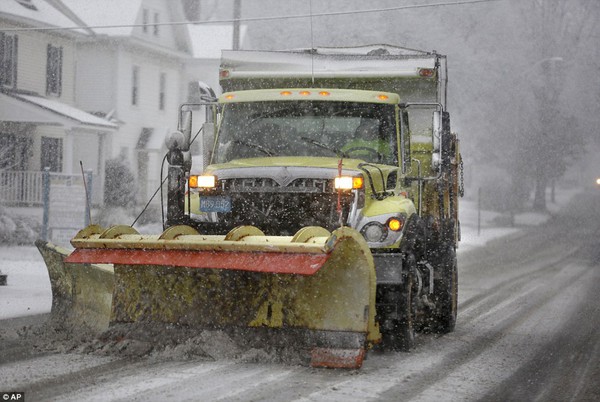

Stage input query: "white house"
[
  {"left": 0, "top": 0, "right": 117, "bottom": 205},
  {"left": 60, "top": 0, "right": 195, "bottom": 204},
  {"left": 1, "top": 0, "right": 247, "bottom": 209}
]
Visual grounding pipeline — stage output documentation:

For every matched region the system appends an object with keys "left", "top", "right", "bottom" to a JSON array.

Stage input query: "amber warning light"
[
  {"left": 418, "top": 68, "right": 435, "bottom": 78},
  {"left": 387, "top": 217, "right": 404, "bottom": 232}
]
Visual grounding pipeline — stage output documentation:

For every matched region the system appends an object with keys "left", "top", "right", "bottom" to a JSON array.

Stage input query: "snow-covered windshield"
[{"left": 213, "top": 101, "right": 398, "bottom": 165}]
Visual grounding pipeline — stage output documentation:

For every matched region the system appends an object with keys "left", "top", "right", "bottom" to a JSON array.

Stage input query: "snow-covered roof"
[
  {"left": 1, "top": 92, "right": 117, "bottom": 129},
  {"left": 0, "top": 0, "right": 88, "bottom": 34},
  {"left": 59, "top": 0, "right": 142, "bottom": 36},
  {"left": 187, "top": 24, "right": 247, "bottom": 59}
]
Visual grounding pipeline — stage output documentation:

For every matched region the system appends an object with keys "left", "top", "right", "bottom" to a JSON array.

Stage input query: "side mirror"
[
  {"left": 165, "top": 130, "right": 185, "bottom": 166},
  {"left": 432, "top": 111, "right": 442, "bottom": 170},
  {"left": 165, "top": 130, "right": 185, "bottom": 152},
  {"left": 179, "top": 110, "right": 192, "bottom": 152}
]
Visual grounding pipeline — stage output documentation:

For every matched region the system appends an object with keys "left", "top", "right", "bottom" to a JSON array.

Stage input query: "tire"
[
  {"left": 380, "top": 253, "right": 416, "bottom": 352},
  {"left": 431, "top": 245, "right": 458, "bottom": 333}
]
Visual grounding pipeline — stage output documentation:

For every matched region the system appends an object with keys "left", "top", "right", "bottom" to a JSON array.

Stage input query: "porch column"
[
  {"left": 64, "top": 129, "right": 74, "bottom": 174},
  {"left": 96, "top": 132, "right": 106, "bottom": 205}
]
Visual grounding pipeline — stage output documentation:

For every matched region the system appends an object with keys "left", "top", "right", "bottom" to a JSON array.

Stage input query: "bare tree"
[{"left": 513, "top": 0, "right": 599, "bottom": 210}]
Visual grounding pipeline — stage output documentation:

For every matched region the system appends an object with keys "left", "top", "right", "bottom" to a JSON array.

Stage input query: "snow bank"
[{"left": 0, "top": 246, "right": 51, "bottom": 319}]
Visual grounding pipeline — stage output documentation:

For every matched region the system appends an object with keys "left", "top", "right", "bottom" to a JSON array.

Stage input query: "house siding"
[
  {"left": 110, "top": 46, "right": 184, "bottom": 162},
  {"left": 134, "top": 0, "right": 184, "bottom": 52},
  {"left": 12, "top": 26, "right": 76, "bottom": 104},
  {"left": 74, "top": 44, "right": 116, "bottom": 113}
]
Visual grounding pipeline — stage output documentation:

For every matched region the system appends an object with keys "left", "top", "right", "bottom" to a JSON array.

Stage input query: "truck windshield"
[{"left": 214, "top": 100, "right": 398, "bottom": 165}]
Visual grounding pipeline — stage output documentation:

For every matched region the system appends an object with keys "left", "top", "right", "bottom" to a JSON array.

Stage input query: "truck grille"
[
  {"left": 222, "top": 178, "right": 330, "bottom": 193},
  {"left": 216, "top": 185, "right": 352, "bottom": 235}
]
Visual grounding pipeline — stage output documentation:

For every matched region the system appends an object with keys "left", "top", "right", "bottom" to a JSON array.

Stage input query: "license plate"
[{"left": 200, "top": 196, "right": 232, "bottom": 212}]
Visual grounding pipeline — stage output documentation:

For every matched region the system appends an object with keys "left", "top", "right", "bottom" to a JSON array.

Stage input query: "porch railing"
[
  {"left": 0, "top": 170, "right": 102, "bottom": 206},
  {"left": 0, "top": 170, "right": 45, "bottom": 205}
]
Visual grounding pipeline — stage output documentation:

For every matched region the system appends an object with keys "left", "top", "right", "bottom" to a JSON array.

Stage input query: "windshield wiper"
[
  {"left": 232, "top": 139, "right": 275, "bottom": 156},
  {"left": 300, "top": 137, "right": 348, "bottom": 158}
]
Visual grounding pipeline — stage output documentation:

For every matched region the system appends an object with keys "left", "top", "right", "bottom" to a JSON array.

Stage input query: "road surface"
[{"left": 1, "top": 191, "right": 598, "bottom": 401}]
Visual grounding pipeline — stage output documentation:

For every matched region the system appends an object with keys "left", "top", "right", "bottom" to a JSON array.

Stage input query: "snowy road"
[{"left": 1, "top": 191, "right": 599, "bottom": 401}]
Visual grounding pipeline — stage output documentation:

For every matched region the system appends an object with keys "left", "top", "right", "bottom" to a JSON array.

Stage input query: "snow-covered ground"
[
  {"left": 0, "top": 187, "right": 580, "bottom": 321},
  {"left": 0, "top": 245, "right": 52, "bottom": 320}
]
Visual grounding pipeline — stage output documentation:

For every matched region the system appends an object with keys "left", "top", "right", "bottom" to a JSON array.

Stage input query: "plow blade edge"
[{"left": 35, "top": 239, "right": 114, "bottom": 332}]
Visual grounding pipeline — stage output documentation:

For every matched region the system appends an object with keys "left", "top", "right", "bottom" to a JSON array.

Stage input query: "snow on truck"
[{"left": 37, "top": 45, "right": 463, "bottom": 369}]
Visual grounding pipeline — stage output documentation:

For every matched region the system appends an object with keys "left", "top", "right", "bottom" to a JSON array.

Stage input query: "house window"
[
  {"left": 0, "top": 33, "right": 18, "bottom": 88},
  {"left": 46, "top": 44, "right": 62, "bottom": 96},
  {"left": 0, "top": 134, "right": 31, "bottom": 170},
  {"left": 0, "top": 133, "right": 17, "bottom": 170},
  {"left": 142, "top": 9, "right": 148, "bottom": 33},
  {"left": 40, "top": 137, "right": 63, "bottom": 172},
  {"left": 159, "top": 73, "right": 166, "bottom": 110},
  {"left": 153, "top": 13, "right": 159, "bottom": 36},
  {"left": 132, "top": 66, "right": 139, "bottom": 106}
]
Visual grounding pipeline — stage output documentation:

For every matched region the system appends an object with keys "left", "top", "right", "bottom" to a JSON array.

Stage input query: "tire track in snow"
[
  {"left": 53, "top": 359, "right": 296, "bottom": 402},
  {"left": 289, "top": 262, "right": 592, "bottom": 402},
  {"left": 0, "top": 354, "right": 126, "bottom": 397}
]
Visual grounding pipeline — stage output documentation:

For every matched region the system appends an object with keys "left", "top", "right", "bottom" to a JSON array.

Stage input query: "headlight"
[
  {"left": 189, "top": 175, "right": 216, "bottom": 188},
  {"left": 334, "top": 176, "right": 364, "bottom": 190},
  {"left": 360, "top": 222, "right": 388, "bottom": 242}
]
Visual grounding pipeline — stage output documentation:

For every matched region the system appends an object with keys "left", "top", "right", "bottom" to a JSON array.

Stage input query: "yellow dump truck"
[{"left": 37, "top": 45, "right": 462, "bottom": 369}]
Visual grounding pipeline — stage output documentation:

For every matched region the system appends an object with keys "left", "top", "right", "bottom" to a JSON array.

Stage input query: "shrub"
[
  {"left": 104, "top": 158, "right": 137, "bottom": 208},
  {"left": 0, "top": 206, "right": 41, "bottom": 245}
]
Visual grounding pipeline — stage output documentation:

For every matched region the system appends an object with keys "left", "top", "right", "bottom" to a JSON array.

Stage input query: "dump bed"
[{"left": 220, "top": 45, "right": 447, "bottom": 109}]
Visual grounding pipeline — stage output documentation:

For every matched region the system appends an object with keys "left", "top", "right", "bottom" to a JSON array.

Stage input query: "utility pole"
[{"left": 233, "top": 0, "right": 241, "bottom": 50}]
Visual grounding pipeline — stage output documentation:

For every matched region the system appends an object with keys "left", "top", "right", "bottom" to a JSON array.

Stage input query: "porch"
[{"left": 0, "top": 170, "right": 98, "bottom": 206}]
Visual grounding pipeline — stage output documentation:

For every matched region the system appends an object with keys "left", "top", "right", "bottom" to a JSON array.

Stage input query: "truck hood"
[
  {"left": 202, "top": 157, "right": 398, "bottom": 190},
  {"left": 206, "top": 156, "right": 368, "bottom": 171}
]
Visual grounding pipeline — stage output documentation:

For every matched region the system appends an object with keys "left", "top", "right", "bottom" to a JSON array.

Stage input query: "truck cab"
[
  {"left": 165, "top": 46, "right": 461, "bottom": 344},
  {"left": 188, "top": 88, "right": 416, "bottom": 252}
]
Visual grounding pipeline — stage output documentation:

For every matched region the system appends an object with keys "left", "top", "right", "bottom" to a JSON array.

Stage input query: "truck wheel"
[
  {"left": 431, "top": 245, "right": 458, "bottom": 333},
  {"left": 381, "top": 254, "right": 415, "bottom": 352}
]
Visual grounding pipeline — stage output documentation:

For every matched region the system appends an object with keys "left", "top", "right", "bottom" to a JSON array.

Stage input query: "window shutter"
[
  {"left": 13, "top": 35, "right": 18, "bottom": 87},
  {"left": 0, "top": 33, "right": 5, "bottom": 85},
  {"left": 46, "top": 44, "right": 51, "bottom": 94},
  {"left": 58, "top": 46, "right": 63, "bottom": 96}
]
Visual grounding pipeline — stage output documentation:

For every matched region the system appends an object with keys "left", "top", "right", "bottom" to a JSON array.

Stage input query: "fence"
[
  {"left": 42, "top": 170, "right": 91, "bottom": 245},
  {"left": 0, "top": 170, "right": 45, "bottom": 205},
  {"left": 0, "top": 170, "right": 95, "bottom": 207}
]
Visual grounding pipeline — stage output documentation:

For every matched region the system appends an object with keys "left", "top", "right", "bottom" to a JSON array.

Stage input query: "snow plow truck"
[{"left": 37, "top": 45, "right": 463, "bottom": 369}]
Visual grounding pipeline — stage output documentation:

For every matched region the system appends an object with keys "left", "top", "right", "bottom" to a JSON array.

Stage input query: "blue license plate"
[{"left": 200, "top": 196, "right": 232, "bottom": 212}]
